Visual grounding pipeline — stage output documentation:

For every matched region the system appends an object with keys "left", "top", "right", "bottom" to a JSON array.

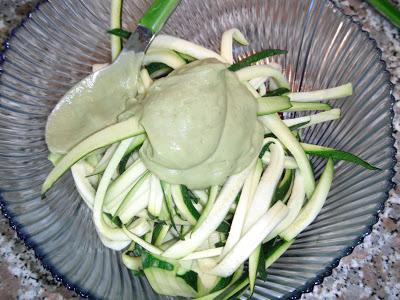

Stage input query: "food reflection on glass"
[{"left": 42, "top": 1, "right": 378, "bottom": 298}]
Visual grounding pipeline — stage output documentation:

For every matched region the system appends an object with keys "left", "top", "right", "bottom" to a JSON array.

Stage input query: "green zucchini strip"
[
  {"left": 85, "top": 148, "right": 104, "bottom": 167},
  {"left": 220, "top": 28, "right": 249, "bottom": 64},
  {"left": 181, "top": 247, "right": 223, "bottom": 261},
  {"left": 162, "top": 165, "right": 251, "bottom": 259},
  {"left": 146, "top": 62, "right": 172, "bottom": 76},
  {"left": 245, "top": 82, "right": 264, "bottom": 99},
  {"left": 110, "top": 0, "right": 123, "bottom": 60},
  {"left": 261, "top": 151, "right": 298, "bottom": 169},
  {"left": 107, "top": 28, "right": 131, "bottom": 39},
  {"left": 139, "top": 69, "right": 153, "bottom": 90},
  {"left": 176, "top": 270, "right": 199, "bottom": 293},
  {"left": 104, "top": 185, "right": 135, "bottom": 215},
  {"left": 88, "top": 143, "right": 118, "bottom": 176},
  {"left": 122, "top": 225, "right": 163, "bottom": 255},
  {"left": 193, "top": 185, "right": 219, "bottom": 231},
  {"left": 212, "top": 201, "right": 288, "bottom": 277},
  {"left": 178, "top": 52, "right": 196, "bottom": 62},
  {"left": 287, "top": 83, "right": 352, "bottom": 102},
  {"left": 257, "top": 96, "right": 292, "bottom": 115},
  {"left": 104, "top": 159, "right": 147, "bottom": 213},
  {"left": 265, "top": 87, "right": 290, "bottom": 97},
  {"left": 197, "top": 272, "right": 220, "bottom": 296},
  {"left": 223, "top": 160, "right": 262, "bottom": 256},
  {"left": 274, "top": 168, "right": 294, "bottom": 203},
  {"left": 97, "top": 231, "right": 131, "bottom": 251},
  {"left": 263, "top": 142, "right": 378, "bottom": 170},
  {"left": 248, "top": 245, "right": 261, "bottom": 292},
  {"left": 127, "top": 218, "right": 152, "bottom": 237},
  {"left": 171, "top": 184, "right": 200, "bottom": 225},
  {"left": 195, "top": 266, "right": 245, "bottom": 300},
  {"left": 192, "top": 189, "right": 209, "bottom": 207},
  {"left": 153, "top": 224, "right": 171, "bottom": 246},
  {"left": 148, "top": 175, "right": 164, "bottom": 217},
  {"left": 71, "top": 161, "right": 95, "bottom": 209},
  {"left": 243, "top": 140, "right": 285, "bottom": 232},
  {"left": 143, "top": 49, "right": 187, "bottom": 69},
  {"left": 249, "top": 76, "right": 269, "bottom": 92},
  {"left": 235, "top": 65, "right": 290, "bottom": 89},
  {"left": 244, "top": 142, "right": 284, "bottom": 290},
  {"left": 288, "top": 108, "right": 341, "bottom": 128},
  {"left": 115, "top": 172, "right": 150, "bottom": 224},
  {"left": 216, "top": 277, "right": 249, "bottom": 300},
  {"left": 280, "top": 159, "right": 334, "bottom": 241},
  {"left": 117, "top": 134, "right": 146, "bottom": 174},
  {"left": 122, "top": 254, "right": 142, "bottom": 271},
  {"left": 161, "top": 182, "right": 182, "bottom": 239},
  {"left": 42, "top": 117, "right": 145, "bottom": 194},
  {"left": 260, "top": 113, "right": 315, "bottom": 198},
  {"left": 93, "top": 138, "right": 134, "bottom": 241},
  {"left": 125, "top": 134, "right": 146, "bottom": 154},
  {"left": 257, "top": 243, "right": 269, "bottom": 281},
  {"left": 145, "top": 268, "right": 197, "bottom": 298},
  {"left": 265, "top": 239, "right": 294, "bottom": 269},
  {"left": 106, "top": 159, "right": 146, "bottom": 201},
  {"left": 258, "top": 81, "right": 267, "bottom": 96},
  {"left": 229, "top": 49, "right": 287, "bottom": 72},
  {"left": 151, "top": 35, "right": 227, "bottom": 62},
  {"left": 301, "top": 142, "right": 379, "bottom": 170},
  {"left": 264, "top": 109, "right": 341, "bottom": 135},
  {"left": 265, "top": 170, "right": 305, "bottom": 242},
  {"left": 284, "top": 101, "right": 332, "bottom": 112}
]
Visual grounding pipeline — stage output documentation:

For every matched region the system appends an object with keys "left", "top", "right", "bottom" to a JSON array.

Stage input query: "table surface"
[{"left": 0, "top": 0, "right": 399, "bottom": 299}]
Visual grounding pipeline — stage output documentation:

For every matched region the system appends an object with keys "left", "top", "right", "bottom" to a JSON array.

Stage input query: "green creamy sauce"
[
  {"left": 45, "top": 51, "right": 143, "bottom": 154},
  {"left": 139, "top": 59, "right": 263, "bottom": 189}
]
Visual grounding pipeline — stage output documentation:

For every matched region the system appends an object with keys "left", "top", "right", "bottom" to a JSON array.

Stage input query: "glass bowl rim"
[{"left": 0, "top": 0, "right": 396, "bottom": 299}]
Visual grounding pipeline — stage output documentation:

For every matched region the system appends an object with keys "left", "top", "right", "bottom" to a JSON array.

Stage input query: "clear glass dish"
[{"left": 0, "top": 0, "right": 395, "bottom": 299}]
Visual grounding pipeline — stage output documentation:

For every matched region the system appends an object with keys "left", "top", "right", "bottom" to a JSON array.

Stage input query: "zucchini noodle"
[
  {"left": 110, "top": 0, "right": 123, "bottom": 61},
  {"left": 93, "top": 138, "right": 133, "bottom": 241},
  {"left": 144, "top": 48, "right": 187, "bottom": 69},
  {"left": 236, "top": 65, "right": 290, "bottom": 88},
  {"left": 140, "top": 69, "right": 153, "bottom": 90},
  {"left": 220, "top": 28, "right": 249, "bottom": 63},
  {"left": 151, "top": 34, "right": 228, "bottom": 62}
]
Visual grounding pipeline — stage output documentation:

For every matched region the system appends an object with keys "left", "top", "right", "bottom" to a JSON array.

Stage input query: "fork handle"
[{"left": 139, "top": 0, "right": 181, "bottom": 33}]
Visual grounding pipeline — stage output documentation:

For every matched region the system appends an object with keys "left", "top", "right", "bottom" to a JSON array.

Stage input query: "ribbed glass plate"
[{"left": 0, "top": 0, "right": 395, "bottom": 299}]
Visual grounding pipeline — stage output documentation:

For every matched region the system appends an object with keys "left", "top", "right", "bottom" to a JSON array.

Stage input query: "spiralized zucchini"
[{"left": 43, "top": 11, "right": 379, "bottom": 297}]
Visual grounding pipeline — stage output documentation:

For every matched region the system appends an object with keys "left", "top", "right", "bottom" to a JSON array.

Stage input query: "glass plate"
[{"left": 0, "top": 0, "right": 395, "bottom": 299}]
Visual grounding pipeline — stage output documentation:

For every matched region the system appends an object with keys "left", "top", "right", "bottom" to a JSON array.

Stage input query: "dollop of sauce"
[
  {"left": 139, "top": 59, "right": 263, "bottom": 189},
  {"left": 45, "top": 52, "right": 143, "bottom": 154}
]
